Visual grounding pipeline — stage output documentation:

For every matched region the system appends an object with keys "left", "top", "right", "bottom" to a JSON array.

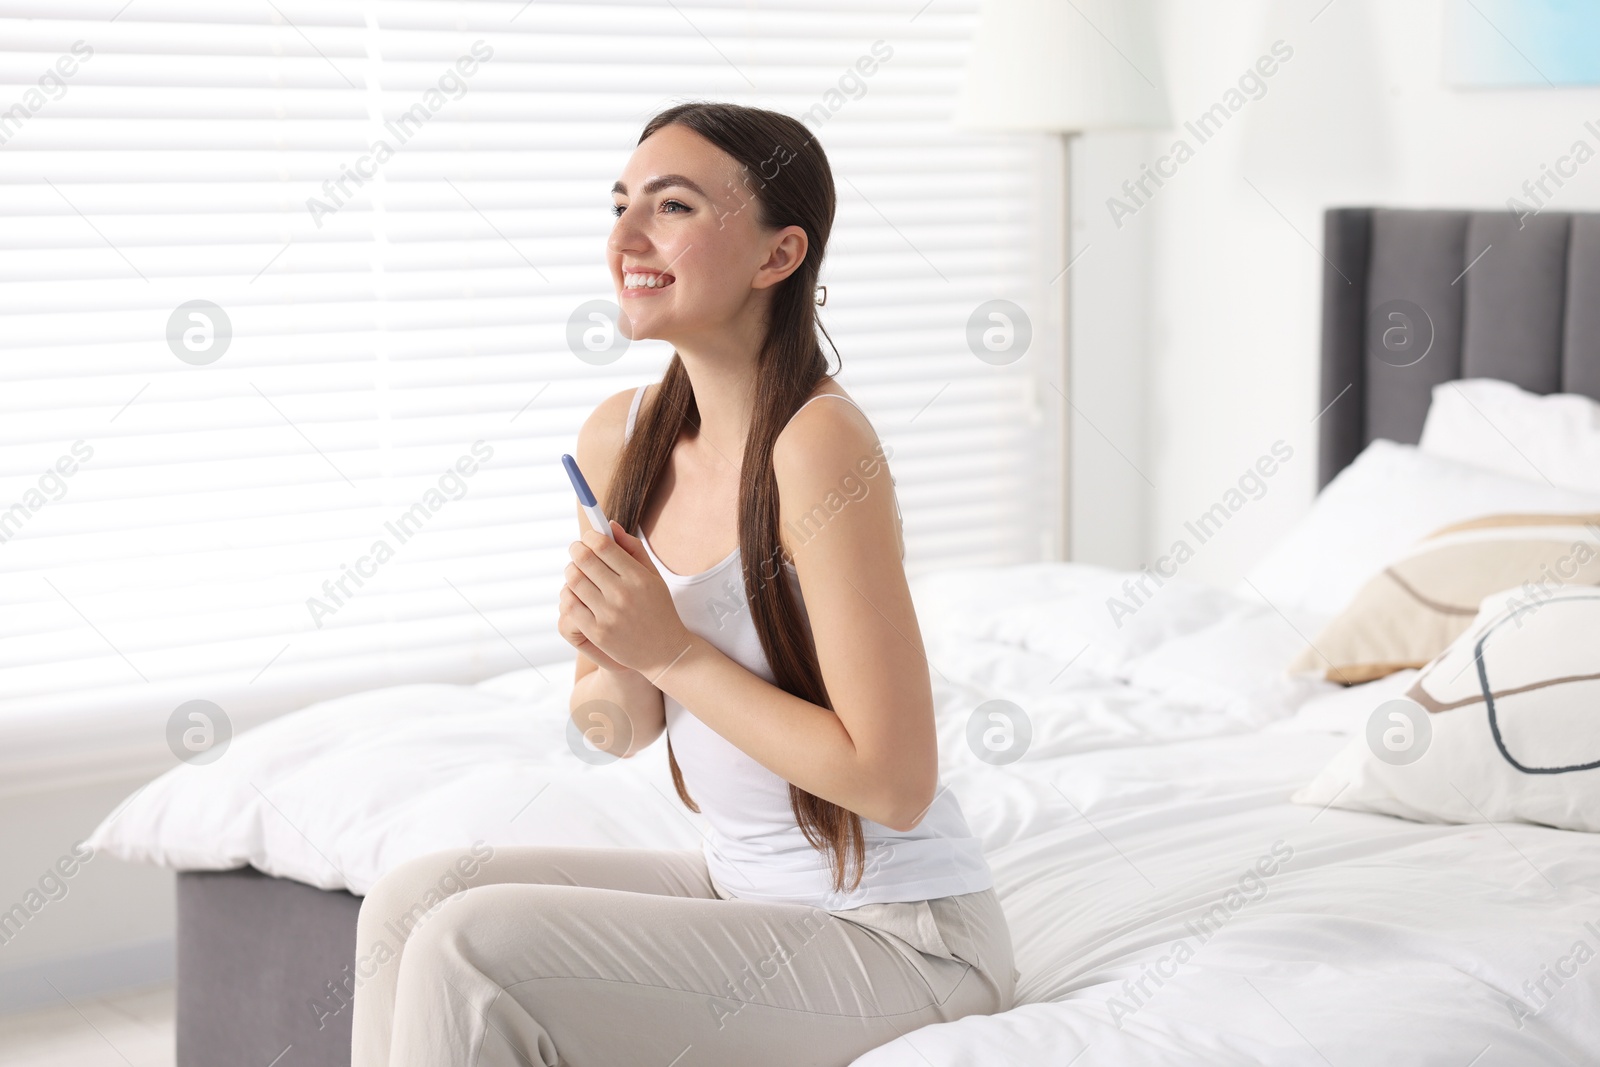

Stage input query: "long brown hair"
[{"left": 603, "top": 101, "right": 867, "bottom": 894}]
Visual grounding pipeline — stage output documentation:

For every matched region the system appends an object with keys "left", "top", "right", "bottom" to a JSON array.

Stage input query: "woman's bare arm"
[
  {"left": 566, "top": 388, "right": 666, "bottom": 759},
  {"left": 626, "top": 399, "right": 934, "bottom": 831}
]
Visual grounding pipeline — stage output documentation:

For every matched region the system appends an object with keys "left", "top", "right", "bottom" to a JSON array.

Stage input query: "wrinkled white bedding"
[{"left": 87, "top": 564, "right": 1600, "bottom": 1066}]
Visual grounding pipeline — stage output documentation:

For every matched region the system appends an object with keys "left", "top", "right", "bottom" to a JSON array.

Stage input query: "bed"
[{"left": 88, "top": 206, "right": 1600, "bottom": 1066}]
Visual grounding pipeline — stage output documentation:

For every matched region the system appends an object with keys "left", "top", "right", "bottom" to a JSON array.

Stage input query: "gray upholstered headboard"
[{"left": 1317, "top": 207, "right": 1600, "bottom": 488}]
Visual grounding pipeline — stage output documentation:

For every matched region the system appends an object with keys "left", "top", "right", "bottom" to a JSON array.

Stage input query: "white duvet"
[{"left": 88, "top": 563, "right": 1600, "bottom": 1066}]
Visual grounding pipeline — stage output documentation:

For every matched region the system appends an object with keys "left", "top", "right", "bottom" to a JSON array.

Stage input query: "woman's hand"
[{"left": 558, "top": 520, "right": 692, "bottom": 677}]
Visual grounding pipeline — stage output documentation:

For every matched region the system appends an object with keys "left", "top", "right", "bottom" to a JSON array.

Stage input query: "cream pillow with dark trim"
[
  {"left": 1292, "top": 586, "right": 1600, "bottom": 833},
  {"left": 1290, "top": 514, "right": 1600, "bottom": 684}
]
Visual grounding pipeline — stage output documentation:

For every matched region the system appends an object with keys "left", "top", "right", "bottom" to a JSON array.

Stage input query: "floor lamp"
[{"left": 951, "top": 0, "right": 1170, "bottom": 562}]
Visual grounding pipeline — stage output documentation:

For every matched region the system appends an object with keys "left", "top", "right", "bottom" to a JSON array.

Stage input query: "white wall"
[
  {"left": 0, "top": 774, "right": 174, "bottom": 1011},
  {"left": 1070, "top": 132, "right": 1156, "bottom": 569},
  {"left": 1083, "top": 0, "right": 1600, "bottom": 585}
]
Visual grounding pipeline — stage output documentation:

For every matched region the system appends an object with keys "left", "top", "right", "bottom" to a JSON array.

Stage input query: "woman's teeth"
[{"left": 623, "top": 273, "right": 674, "bottom": 289}]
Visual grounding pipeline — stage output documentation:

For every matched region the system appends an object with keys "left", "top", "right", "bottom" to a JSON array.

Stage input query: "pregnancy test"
[{"left": 562, "top": 453, "right": 616, "bottom": 541}]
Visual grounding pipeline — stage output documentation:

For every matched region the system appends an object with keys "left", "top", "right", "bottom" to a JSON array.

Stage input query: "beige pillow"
[{"left": 1290, "top": 513, "right": 1600, "bottom": 683}]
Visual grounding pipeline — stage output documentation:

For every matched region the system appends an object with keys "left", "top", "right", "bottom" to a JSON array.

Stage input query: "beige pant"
[{"left": 350, "top": 843, "right": 1018, "bottom": 1067}]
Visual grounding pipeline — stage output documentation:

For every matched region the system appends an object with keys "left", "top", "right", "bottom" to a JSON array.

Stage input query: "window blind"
[{"left": 0, "top": 0, "right": 1054, "bottom": 791}]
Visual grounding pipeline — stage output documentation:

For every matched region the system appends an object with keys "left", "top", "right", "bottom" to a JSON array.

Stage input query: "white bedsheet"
[
  {"left": 86, "top": 563, "right": 1600, "bottom": 1065},
  {"left": 867, "top": 729, "right": 1600, "bottom": 1065}
]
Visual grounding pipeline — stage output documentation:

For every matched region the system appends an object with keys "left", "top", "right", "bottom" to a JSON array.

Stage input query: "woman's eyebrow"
[{"left": 610, "top": 174, "right": 709, "bottom": 198}]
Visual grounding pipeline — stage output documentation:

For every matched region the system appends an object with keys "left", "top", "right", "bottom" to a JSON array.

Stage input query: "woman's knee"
[
  {"left": 389, "top": 882, "right": 536, "bottom": 991},
  {"left": 357, "top": 841, "right": 497, "bottom": 946}
]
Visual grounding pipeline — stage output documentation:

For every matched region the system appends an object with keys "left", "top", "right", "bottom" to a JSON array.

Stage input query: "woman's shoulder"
[
  {"left": 574, "top": 384, "right": 648, "bottom": 501},
  {"left": 776, "top": 381, "right": 874, "bottom": 459},
  {"left": 796, "top": 378, "right": 856, "bottom": 409},
  {"left": 772, "top": 384, "right": 890, "bottom": 535},
  {"left": 580, "top": 384, "right": 645, "bottom": 444}
]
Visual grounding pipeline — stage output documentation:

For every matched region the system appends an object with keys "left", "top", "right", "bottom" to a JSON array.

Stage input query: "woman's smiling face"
[{"left": 608, "top": 123, "right": 806, "bottom": 342}]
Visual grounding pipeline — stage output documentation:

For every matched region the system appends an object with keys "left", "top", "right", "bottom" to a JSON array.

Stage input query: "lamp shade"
[{"left": 951, "top": 0, "right": 1171, "bottom": 133}]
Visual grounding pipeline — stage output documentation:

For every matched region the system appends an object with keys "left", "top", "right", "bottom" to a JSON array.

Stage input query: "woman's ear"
[{"left": 753, "top": 224, "right": 809, "bottom": 291}]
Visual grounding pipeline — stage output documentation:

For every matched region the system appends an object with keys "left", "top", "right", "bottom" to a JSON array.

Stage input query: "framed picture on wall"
[{"left": 1445, "top": 0, "right": 1600, "bottom": 87}]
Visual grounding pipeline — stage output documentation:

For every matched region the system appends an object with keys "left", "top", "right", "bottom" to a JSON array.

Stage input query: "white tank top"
[{"left": 623, "top": 383, "right": 994, "bottom": 909}]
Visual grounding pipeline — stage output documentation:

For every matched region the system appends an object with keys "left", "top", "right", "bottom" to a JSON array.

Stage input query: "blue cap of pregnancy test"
[{"left": 561, "top": 453, "right": 597, "bottom": 507}]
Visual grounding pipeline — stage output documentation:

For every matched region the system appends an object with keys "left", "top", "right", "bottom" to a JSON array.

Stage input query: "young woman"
[{"left": 351, "top": 101, "right": 1018, "bottom": 1067}]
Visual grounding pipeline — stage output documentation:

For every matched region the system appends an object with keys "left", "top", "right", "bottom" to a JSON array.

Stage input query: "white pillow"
[
  {"left": 1419, "top": 378, "right": 1600, "bottom": 494},
  {"left": 1241, "top": 439, "right": 1600, "bottom": 617},
  {"left": 1291, "top": 586, "right": 1600, "bottom": 833}
]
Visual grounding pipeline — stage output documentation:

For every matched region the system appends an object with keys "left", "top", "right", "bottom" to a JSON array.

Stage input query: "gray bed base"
[
  {"left": 177, "top": 869, "right": 361, "bottom": 1067},
  {"left": 176, "top": 206, "right": 1600, "bottom": 1067}
]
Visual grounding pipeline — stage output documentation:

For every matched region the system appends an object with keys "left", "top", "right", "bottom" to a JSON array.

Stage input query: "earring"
[{"left": 814, "top": 285, "right": 827, "bottom": 306}]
